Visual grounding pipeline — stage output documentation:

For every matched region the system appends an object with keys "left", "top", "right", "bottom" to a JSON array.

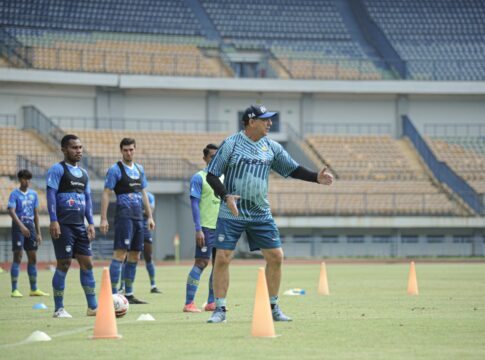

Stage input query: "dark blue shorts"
[
  {"left": 195, "top": 227, "right": 216, "bottom": 259},
  {"left": 11, "top": 222, "right": 38, "bottom": 252},
  {"left": 52, "top": 223, "right": 92, "bottom": 259},
  {"left": 215, "top": 218, "right": 281, "bottom": 251},
  {"left": 114, "top": 218, "right": 144, "bottom": 252}
]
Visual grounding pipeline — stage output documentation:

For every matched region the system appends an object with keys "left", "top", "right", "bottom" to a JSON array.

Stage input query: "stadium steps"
[
  {"left": 183, "top": 0, "right": 221, "bottom": 41},
  {"left": 333, "top": 0, "right": 383, "bottom": 65},
  {"left": 402, "top": 137, "right": 474, "bottom": 216}
]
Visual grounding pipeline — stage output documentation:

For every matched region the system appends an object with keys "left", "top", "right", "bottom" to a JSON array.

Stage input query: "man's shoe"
[
  {"left": 207, "top": 307, "right": 226, "bottom": 323},
  {"left": 11, "top": 289, "right": 23, "bottom": 298},
  {"left": 53, "top": 308, "right": 72, "bottom": 318},
  {"left": 125, "top": 295, "right": 148, "bottom": 304},
  {"left": 204, "top": 302, "right": 216, "bottom": 312},
  {"left": 272, "top": 304, "right": 292, "bottom": 322},
  {"left": 150, "top": 287, "right": 162, "bottom": 294},
  {"left": 183, "top": 302, "right": 201, "bottom": 313},
  {"left": 86, "top": 308, "right": 97, "bottom": 316},
  {"left": 118, "top": 288, "right": 125, "bottom": 295},
  {"left": 30, "top": 289, "right": 50, "bottom": 296}
]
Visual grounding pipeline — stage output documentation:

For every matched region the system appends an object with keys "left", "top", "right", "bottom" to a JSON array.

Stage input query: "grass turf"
[{"left": 0, "top": 262, "right": 484, "bottom": 359}]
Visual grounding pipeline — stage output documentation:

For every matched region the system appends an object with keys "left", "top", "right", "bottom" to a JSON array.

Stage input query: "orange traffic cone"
[
  {"left": 318, "top": 262, "right": 329, "bottom": 295},
  {"left": 407, "top": 261, "right": 419, "bottom": 296},
  {"left": 91, "top": 267, "right": 121, "bottom": 339},
  {"left": 251, "top": 267, "right": 276, "bottom": 338}
]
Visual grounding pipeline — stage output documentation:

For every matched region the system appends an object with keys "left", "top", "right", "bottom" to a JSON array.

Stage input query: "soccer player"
[
  {"left": 8, "top": 169, "right": 48, "bottom": 298},
  {"left": 100, "top": 138, "right": 155, "bottom": 304},
  {"left": 206, "top": 104, "right": 333, "bottom": 323},
  {"left": 46, "top": 134, "right": 97, "bottom": 318},
  {"left": 119, "top": 191, "right": 161, "bottom": 294},
  {"left": 183, "top": 144, "right": 220, "bottom": 313}
]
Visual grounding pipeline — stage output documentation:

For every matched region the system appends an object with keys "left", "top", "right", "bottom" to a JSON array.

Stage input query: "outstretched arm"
[{"left": 290, "top": 166, "right": 333, "bottom": 185}]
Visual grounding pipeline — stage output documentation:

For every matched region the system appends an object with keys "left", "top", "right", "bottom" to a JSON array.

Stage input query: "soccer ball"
[{"left": 113, "top": 293, "right": 129, "bottom": 318}]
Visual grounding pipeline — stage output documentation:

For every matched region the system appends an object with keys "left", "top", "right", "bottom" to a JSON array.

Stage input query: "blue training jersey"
[
  {"left": 46, "top": 162, "right": 91, "bottom": 225},
  {"left": 104, "top": 162, "right": 147, "bottom": 219},
  {"left": 207, "top": 131, "right": 298, "bottom": 221},
  {"left": 8, "top": 188, "right": 39, "bottom": 224}
]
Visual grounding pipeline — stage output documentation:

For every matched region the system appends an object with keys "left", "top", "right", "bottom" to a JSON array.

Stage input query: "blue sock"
[
  {"left": 80, "top": 269, "right": 97, "bottom": 310},
  {"left": 124, "top": 261, "right": 137, "bottom": 296},
  {"left": 109, "top": 259, "right": 123, "bottom": 294},
  {"left": 52, "top": 269, "right": 67, "bottom": 311},
  {"left": 145, "top": 261, "right": 156, "bottom": 287},
  {"left": 185, "top": 266, "right": 203, "bottom": 305},
  {"left": 207, "top": 268, "right": 215, "bottom": 304},
  {"left": 27, "top": 263, "right": 37, "bottom": 291},
  {"left": 10, "top": 262, "right": 20, "bottom": 292},
  {"left": 120, "top": 261, "right": 126, "bottom": 290}
]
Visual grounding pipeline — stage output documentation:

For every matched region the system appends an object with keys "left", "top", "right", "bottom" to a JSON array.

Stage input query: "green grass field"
[{"left": 1, "top": 262, "right": 484, "bottom": 360}]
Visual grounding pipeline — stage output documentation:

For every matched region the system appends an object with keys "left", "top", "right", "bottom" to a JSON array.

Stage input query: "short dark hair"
[
  {"left": 61, "top": 134, "right": 79, "bottom": 148},
  {"left": 120, "top": 138, "right": 136, "bottom": 149},
  {"left": 203, "top": 143, "right": 218, "bottom": 157},
  {"left": 17, "top": 169, "right": 32, "bottom": 180}
]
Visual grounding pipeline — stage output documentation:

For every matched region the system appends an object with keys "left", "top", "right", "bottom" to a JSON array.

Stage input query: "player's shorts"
[
  {"left": 143, "top": 219, "right": 152, "bottom": 243},
  {"left": 195, "top": 227, "right": 216, "bottom": 259},
  {"left": 215, "top": 218, "right": 281, "bottom": 251},
  {"left": 52, "top": 223, "right": 92, "bottom": 259},
  {"left": 11, "top": 222, "right": 38, "bottom": 251},
  {"left": 114, "top": 218, "right": 144, "bottom": 252}
]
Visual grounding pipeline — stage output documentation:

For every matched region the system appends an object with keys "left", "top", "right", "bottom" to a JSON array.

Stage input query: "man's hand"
[
  {"left": 317, "top": 167, "right": 334, "bottom": 185},
  {"left": 87, "top": 224, "right": 95, "bottom": 241},
  {"left": 50, "top": 221, "right": 61, "bottom": 239},
  {"left": 20, "top": 225, "right": 30, "bottom": 238},
  {"left": 226, "top": 195, "right": 241, "bottom": 217},
  {"left": 100, "top": 218, "right": 109, "bottom": 235},
  {"left": 195, "top": 230, "right": 205, "bottom": 248},
  {"left": 147, "top": 217, "right": 155, "bottom": 231},
  {"left": 36, "top": 233, "right": 42, "bottom": 245}
]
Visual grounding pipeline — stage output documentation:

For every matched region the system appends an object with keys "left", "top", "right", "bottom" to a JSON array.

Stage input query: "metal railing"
[
  {"left": 424, "top": 123, "right": 485, "bottom": 137},
  {"left": 27, "top": 46, "right": 230, "bottom": 77},
  {"left": 0, "top": 114, "right": 16, "bottom": 127},
  {"left": 277, "top": 57, "right": 395, "bottom": 80},
  {"left": 0, "top": 27, "right": 32, "bottom": 67},
  {"left": 270, "top": 191, "right": 461, "bottom": 216},
  {"left": 304, "top": 122, "right": 392, "bottom": 135},
  {"left": 50, "top": 116, "right": 229, "bottom": 132}
]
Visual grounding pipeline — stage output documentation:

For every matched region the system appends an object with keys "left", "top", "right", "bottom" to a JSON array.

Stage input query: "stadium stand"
[
  {"left": 0, "top": 127, "right": 56, "bottom": 176},
  {"left": 426, "top": 136, "right": 485, "bottom": 195},
  {"left": 1, "top": 0, "right": 483, "bottom": 80},
  {"left": 4, "top": 28, "right": 231, "bottom": 76},
  {"left": 0, "top": 0, "right": 203, "bottom": 36},
  {"left": 362, "top": 0, "right": 485, "bottom": 80},
  {"left": 267, "top": 134, "right": 468, "bottom": 216},
  {"left": 71, "top": 129, "right": 229, "bottom": 179}
]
